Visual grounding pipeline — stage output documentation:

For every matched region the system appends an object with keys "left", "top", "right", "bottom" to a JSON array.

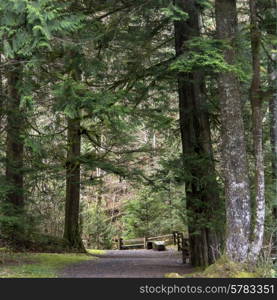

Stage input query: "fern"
[{"left": 0, "top": 0, "right": 86, "bottom": 58}]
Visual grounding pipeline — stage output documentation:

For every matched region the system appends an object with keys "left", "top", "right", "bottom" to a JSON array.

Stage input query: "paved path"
[{"left": 59, "top": 249, "right": 194, "bottom": 278}]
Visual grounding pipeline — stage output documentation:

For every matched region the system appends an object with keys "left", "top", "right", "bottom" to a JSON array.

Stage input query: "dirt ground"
[{"left": 59, "top": 249, "right": 194, "bottom": 278}]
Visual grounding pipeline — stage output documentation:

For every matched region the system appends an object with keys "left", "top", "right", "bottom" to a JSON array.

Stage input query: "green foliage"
[
  {"left": 196, "top": 0, "right": 213, "bottom": 10},
  {"left": 0, "top": 201, "right": 37, "bottom": 246},
  {"left": 123, "top": 188, "right": 163, "bottom": 238},
  {"left": 82, "top": 205, "right": 116, "bottom": 249},
  {"left": 122, "top": 187, "right": 184, "bottom": 238},
  {"left": 170, "top": 37, "right": 247, "bottom": 81},
  {"left": 0, "top": 0, "right": 85, "bottom": 57},
  {"left": 161, "top": 3, "right": 188, "bottom": 21}
]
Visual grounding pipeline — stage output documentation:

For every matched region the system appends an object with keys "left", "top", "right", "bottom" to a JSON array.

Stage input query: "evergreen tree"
[
  {"left": 122, "top": 187, "right": 167, "bottom": 238},
  {"left": 173, "top": 0, "right": 224, "bottom": 267}
]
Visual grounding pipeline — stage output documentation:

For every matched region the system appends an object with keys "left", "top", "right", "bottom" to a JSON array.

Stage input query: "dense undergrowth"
[{"left": 0, "top": 234, "right": 87, "bottom": 253}]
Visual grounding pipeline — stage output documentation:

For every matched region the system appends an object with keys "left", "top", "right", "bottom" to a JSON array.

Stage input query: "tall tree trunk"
[
  {"left": 4, "top": 61, "right": 25, "bottom": 242},
  {"left": 267, "top": 0, "right": 277, "bottom": 244},
  {"left": 63, "top": 48, "right": 85, "bottom": 252},
  {"left": 215, "top": 0, "right": 251, "bottom": 262},
  {"left": 270, "top": 90, "right": 277, "bottom": 239},
  {"left": 248, "top": 0, "right": 265, "bottom": 262},
  {"left": 174, "top": 0, "right": 223, "bottom": 267},
  {"left": 64, "top": 117, "right": 85, "bottom": 251},
  {"left": 0, "top": 52, "right": 3, "bottom": 124}
]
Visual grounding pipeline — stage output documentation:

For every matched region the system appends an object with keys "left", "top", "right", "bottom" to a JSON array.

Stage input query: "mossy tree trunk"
[
  {"left": 267, "top": 0, "right": 277, "bottom": 243},
  {"left": 215, "top": 0, "right": 251, "bottom": 262},
  {"left": 0, "top": 52, "right": 3, "bottom": 123},
  {"left": 248, "top": 0, "right": 265, "bottom": 262}
]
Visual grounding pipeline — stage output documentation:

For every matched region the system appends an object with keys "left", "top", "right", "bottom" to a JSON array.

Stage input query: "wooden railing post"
[
  {"left": 181, "top": 238, "right": 190, "bottom": 264},
  {"left": 144, "top": 237, "right": 147, "bottom": 249},
  {"left": 180, "top": 233, "right": 184, "bottom": 251},
  {"left": 118, "top": 238, "right": 123, "bottom": 250},
  {"left": 177, "top": 232, "right": 182, "bottom": 251},
  {"left": 172, "top": 231, "right": 177, "bottom": 245},
  {"left": 181, "top": 236, "right": 185, "bottom": 263}
]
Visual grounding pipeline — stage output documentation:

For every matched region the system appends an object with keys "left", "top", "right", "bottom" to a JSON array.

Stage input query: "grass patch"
[
  {"left": 0, "top": 252, "right": 95, "bottom": 278},
  {"left": 165, "top": 256, "right": 260, "bottom": 278},
  {"left": 87, "top": 249, "right": 106, "bottom": 255},
  {"left": 197, "top": 256, "right": 257, "bottom": 278}
]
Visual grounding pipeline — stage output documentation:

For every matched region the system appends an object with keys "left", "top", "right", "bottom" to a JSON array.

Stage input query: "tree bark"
[
  {"left": 215, "top": 0, "right": 251, "bottom": 262},
  {"left": 248, "top": 0, "right": 265, "bottom": 262},
  {"left": 4, "top": 60, "right": 25, "bottom": 242},
  {"left": 0, "top": 52, "right": 3, "bottom": 124},
  {"left": 174, "top": 0, "right": 223, "bottom": 267},
  {"left": 62, "top": 48, "right": 85, "bottom": 252},
  {"left": 267, "top": 0, "right": 277, "bottom": 243},
  {"left": 63, "top": 117, "right": 85, "bottom": 251}
]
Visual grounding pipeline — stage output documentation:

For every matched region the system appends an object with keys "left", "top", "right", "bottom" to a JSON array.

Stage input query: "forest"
[{"left": 0, "top": 0, "right": 277, "bottom": 278}]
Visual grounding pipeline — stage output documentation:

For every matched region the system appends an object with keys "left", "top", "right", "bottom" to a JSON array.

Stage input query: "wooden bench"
[
  {"left": 152, "top": 241, "right": 166, "bottom": 251},
  {"left": 122, "top": 243, "right": 144, "bottom": 250}
]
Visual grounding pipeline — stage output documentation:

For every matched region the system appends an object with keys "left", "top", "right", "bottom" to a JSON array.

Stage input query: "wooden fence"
[{"left": 114, "top": 231, "right": 190, "bottom": 264}]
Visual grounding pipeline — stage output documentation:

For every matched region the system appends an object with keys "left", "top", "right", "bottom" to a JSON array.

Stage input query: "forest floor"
[{"left": 59, "top": 249, "right": 194, "bottom": 278}]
